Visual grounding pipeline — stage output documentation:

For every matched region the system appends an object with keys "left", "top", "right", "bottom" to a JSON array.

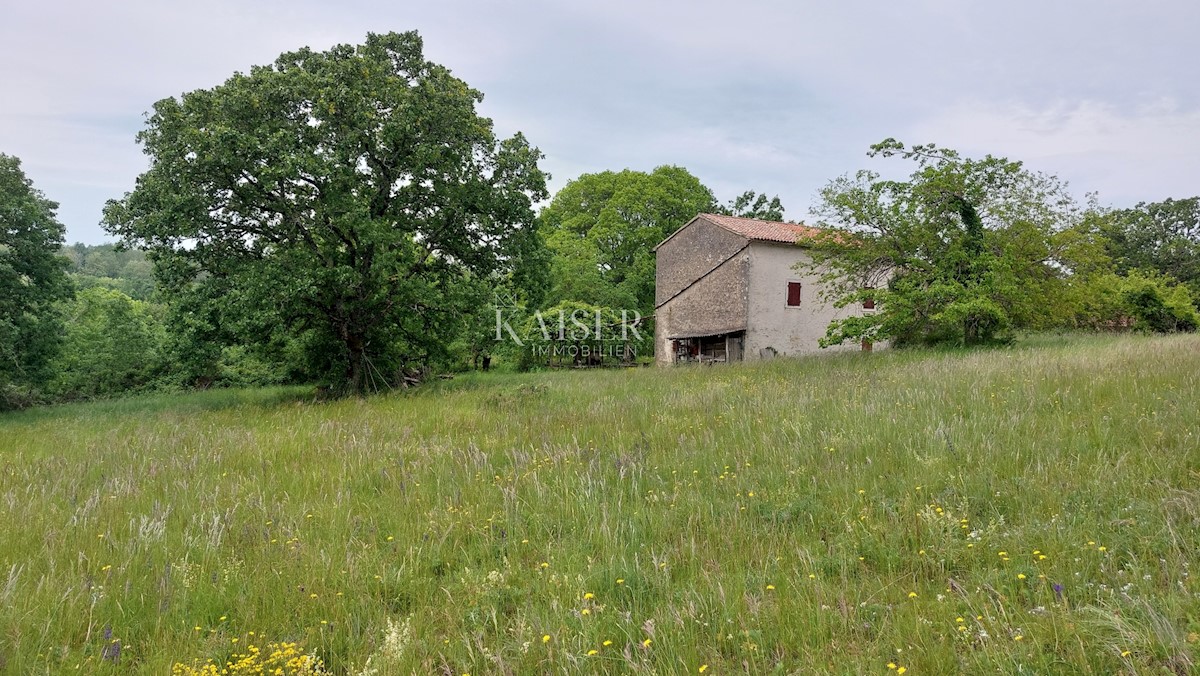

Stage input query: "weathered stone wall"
[
  {"left": 655, "top": 217, "right": 750, "bottom": 306},
  {"left": 654, "top": 217, "right": 750, "bottom": 364}
]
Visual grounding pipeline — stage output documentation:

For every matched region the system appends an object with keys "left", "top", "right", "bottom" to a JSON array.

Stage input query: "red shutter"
[{"left": 787, "top": 281, "right": 802, "bottom": 306}]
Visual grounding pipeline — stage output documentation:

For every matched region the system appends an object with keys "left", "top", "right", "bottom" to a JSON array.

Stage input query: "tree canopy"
[
  {"left": 809, "top": 139, "right": 1081, "bottom": 347},
  {"left": 715, "top": 190, "right": 785, "bottom": 222},
  {"left": 1100, "top": 197, "right": 1200, "bottom": 295},
  {"left": 1, "top": 154, "right": 71, "bottom": 405},
  {"left": 538, "top": 167, "right": 786, "bottom": 319},
  {"left": 103, "top": 31, "right": 548, "bottom": 393},
  {"left": 538, "top": 166, "right": 716, "bottom": 314}
]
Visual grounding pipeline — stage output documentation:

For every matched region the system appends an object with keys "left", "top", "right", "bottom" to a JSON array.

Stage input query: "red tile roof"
[{"left": 698, "top": 213, "right": 823, "bottom": 244}]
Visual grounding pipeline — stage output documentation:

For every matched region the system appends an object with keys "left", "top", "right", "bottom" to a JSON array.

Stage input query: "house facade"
[{"left": 653, "top": 213, "right": 871, "bottom": 365}]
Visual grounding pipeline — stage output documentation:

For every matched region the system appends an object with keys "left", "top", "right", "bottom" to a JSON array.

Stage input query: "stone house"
[{"left": 653, "top": 213, "right": 874, "bottom": 365}]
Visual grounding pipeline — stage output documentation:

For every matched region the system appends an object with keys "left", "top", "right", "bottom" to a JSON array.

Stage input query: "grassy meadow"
[{"left": 1, "top": 333, "right": 1198, "bottom": 674}]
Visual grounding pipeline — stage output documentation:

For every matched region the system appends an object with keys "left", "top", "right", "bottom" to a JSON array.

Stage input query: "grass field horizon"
[{"left": 1, "top": 333, "right": 1198, "bottom": 674}]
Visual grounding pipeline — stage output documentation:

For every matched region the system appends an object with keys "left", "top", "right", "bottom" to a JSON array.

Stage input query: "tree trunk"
[{"left": 341, "top": 324, "right": 369, "bottom": 395}]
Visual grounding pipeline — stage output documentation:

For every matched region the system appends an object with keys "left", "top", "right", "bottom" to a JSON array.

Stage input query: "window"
[{"left": 786, "top": 281, "right": 802, "bottom": 307}]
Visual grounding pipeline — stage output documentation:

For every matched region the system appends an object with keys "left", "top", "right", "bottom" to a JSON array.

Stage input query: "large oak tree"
[
  {"left": 0, "top": 154, "right": 71, "bottom": 406},
  {"left": 104, "top": 32, "right": 547, "bottom": 393}
]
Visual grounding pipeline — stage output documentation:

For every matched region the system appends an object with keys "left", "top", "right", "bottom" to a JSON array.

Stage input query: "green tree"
[
  {"left": 715, "top": 190, "right": 785, "bottom": 222},
  {"left": 103, "top": 32, "right": 547, "bottom": 394},
  {"left": 1, "top": 154, "right": 72, "bottom": 407},
  {"left": 52, "top": 287, "right": 165, "bottom": 398},
  {"left": 1100, "top": 197, "right": 1200, "bottom": 295},
  {"left": 538, "top": 166, "right": 717, "bottom": 314},
  {"left": 809, "top": 139, "right": 1079, "bottom": 347},
  {"left": 63, "top": 243, "right": 157, "bottom": 301}
]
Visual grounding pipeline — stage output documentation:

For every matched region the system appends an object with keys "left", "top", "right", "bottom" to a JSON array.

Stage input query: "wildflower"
[
  {"left": 602, "top": 640, "right": 613, "bottom": 646},
  {"left": 581, "top": 609, "right": 591, "bottom": 616},
  {"left": 1121, "top": 650, "right": 1131, "bottom": 657},
  {"left": 897, "top": 668, "right": 907, "bottom": 675},
  {"left": 1098, "top": 546, "right": 1107, "bottom": 552},
  {"left": 616, "top": 579, "right": 625, "bottom": 585},
  {"left": 542, "top": 635, "right": 551, "bottom": 643},
  {"left": 887, "top": 663, "right": 897, "bottom": 670},
  {"left": 540, "top": 562, "right": 549, "bottom": 569},
  {"left": 699, "top": 666, "right": 709, "bottom": 673},
  {"left": 642, "top": 639, "right": 652, "bottom": 648},
  {"left": 766, "top": 585, "right": 775, "bottom": 591},
  {"left": 583, "top": 592, "right": 595, "bottom": 600},
  {"left": 1014, "top": 635, "right": 1024, "bottom": 641},
  {"left": 908, "top": 592, "right": 918, "bottom": 598},
  {"left": 587, "top": 649, "right": 598, "bottom": 656},
  {"left": 956, "top": 617, "right": 964, "bottom": 623},
  {"left": 1017, "top": 574, "right": 1027, "bottom": 580}
]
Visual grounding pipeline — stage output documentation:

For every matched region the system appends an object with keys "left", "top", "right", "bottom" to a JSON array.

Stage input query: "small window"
[
  {"left": 786, "top": 281, "right": 802, "bottom": 307},
  {"left": 863, "top": 287, "right": 875, "bottom": 310}
]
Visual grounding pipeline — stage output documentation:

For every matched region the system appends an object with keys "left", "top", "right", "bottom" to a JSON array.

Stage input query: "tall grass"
[{"left": 0, "top": 333, "right": 1197, "bottom": 673}]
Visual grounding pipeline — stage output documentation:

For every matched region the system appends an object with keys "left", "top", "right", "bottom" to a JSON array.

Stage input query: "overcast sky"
[{"left": 3, "top": 0, "right": 1198, "bottom": 244}]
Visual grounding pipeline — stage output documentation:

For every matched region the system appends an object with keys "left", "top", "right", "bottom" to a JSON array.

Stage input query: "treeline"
[
  {"left": 2, "top": 145, "right": 785, "bottom": 409},
  {"left": 809, "top": 140, "right": 1199, "bottom": 349},
  {"left": 3, "top": 33, "right": 1198, "bottom": 409}
]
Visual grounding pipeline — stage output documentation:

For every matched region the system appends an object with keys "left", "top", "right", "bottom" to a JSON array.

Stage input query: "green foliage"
[
  {"left": 0, "top": 154, "right": 72, "bottom": 409},
  {"left": 715, "top": 190, "right": 786, "bottom": 222},
  {"left": 538, "top": 166, "right": 717, "bottom": 314},
  {"left": 811, "top": 139, "right": 1081, "bottom": 348},
  {"left": 1118, "top": 272, "right": 1198, "bottom": 333},
  {"left": 62, "top": 243, "right": 157, "bottom": 301},
  {"left": 1101, "top": 197, "right": 1200, "bottom": 295},
  {"left": 1058, "top": 268, "right": 1197, "bottom": 334},
  {"left": 103, "top": 31, "right": 547, "bottom": 394},
  {"left": 51, "top": 286, "right": 165, "bottom": 398}
]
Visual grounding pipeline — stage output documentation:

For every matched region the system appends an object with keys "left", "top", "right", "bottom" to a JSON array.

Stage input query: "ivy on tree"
[
  {"left": 0, "top": 154, "right": 71, "bottom": 404},
  {"left": 104, "top": 31, "right": 548, "bottom": 393},
  {"left": 808, "top": 139, "right": 1080, "bottom": 347}
]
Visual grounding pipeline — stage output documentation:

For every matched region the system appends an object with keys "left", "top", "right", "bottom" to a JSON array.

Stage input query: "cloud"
[
  {"left": 2, "top": 0, "right": 1198, "bottom": 242},
  {"left": 907, "top": 99, "right": 1200, "bottom": 205}
]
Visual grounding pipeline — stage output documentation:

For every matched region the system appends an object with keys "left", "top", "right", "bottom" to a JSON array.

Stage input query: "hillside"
[{"left": 0, "top": 334, "right": 1197, "bottom": 674}]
